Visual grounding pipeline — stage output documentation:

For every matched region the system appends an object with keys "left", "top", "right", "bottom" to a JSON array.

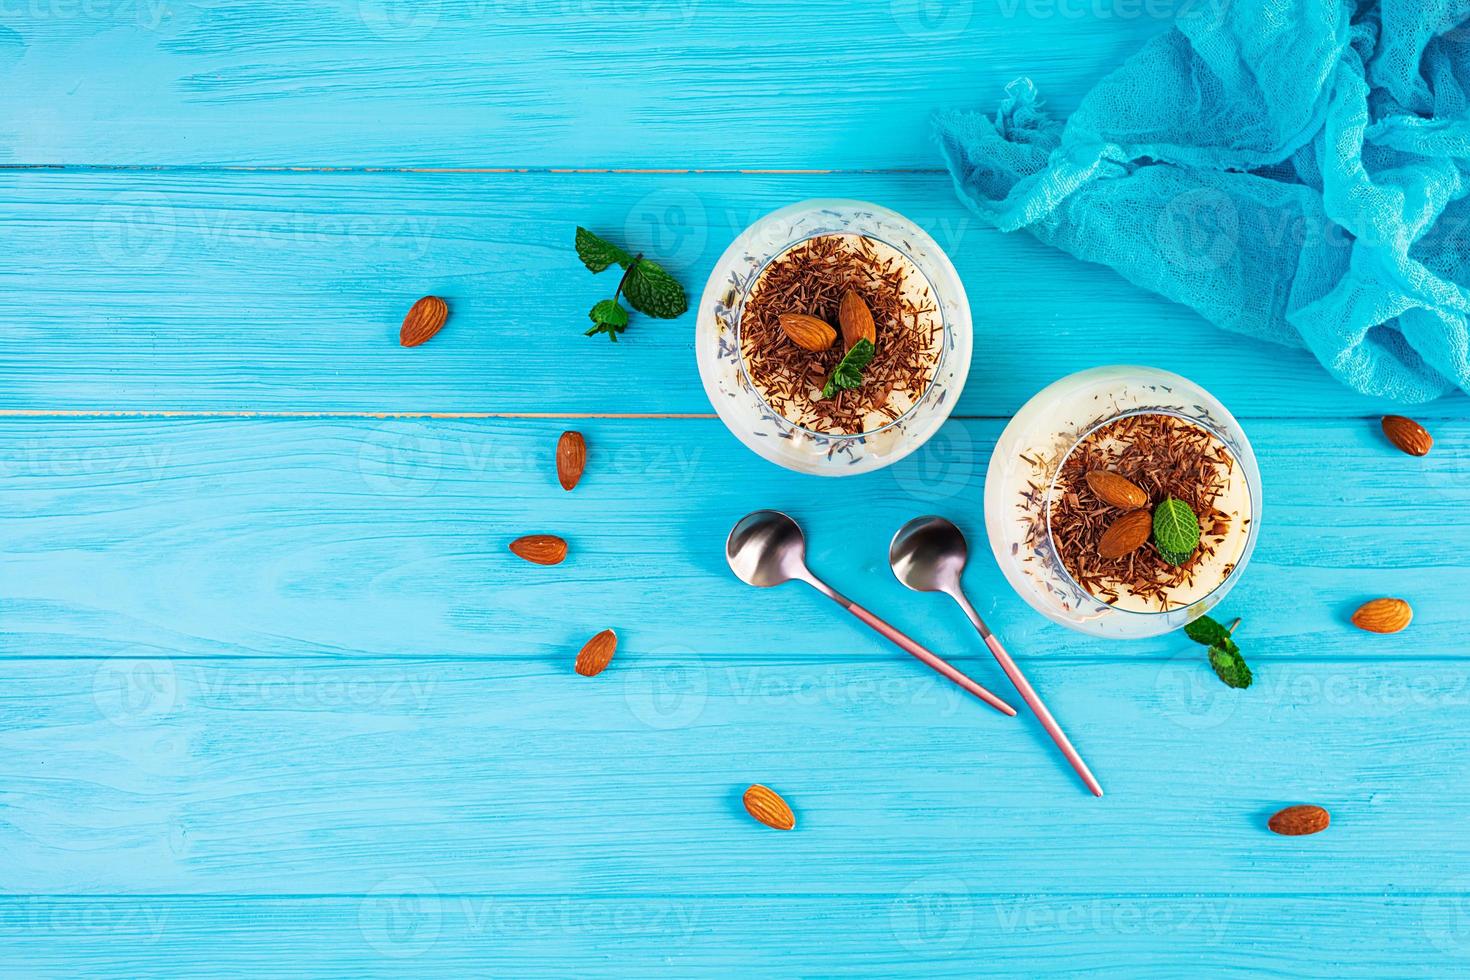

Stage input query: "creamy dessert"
[
  {"left": 1025, "top": 412, "right": 1252, "bottom": 613},
  {"left": 738, "top": 233, "right": 943, "bottom": 434}
]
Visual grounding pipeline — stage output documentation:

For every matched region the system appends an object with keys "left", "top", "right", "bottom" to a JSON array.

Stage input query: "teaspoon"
[
  {"left": 726, "top": 510, "right": 1015, "bottom": 717},
  {"left": 890, "top": 516, "right": 1103, "bottom": 796}
]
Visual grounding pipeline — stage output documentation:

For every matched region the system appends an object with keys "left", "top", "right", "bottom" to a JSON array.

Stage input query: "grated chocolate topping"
[{"left": 739, "top": 234, "right": 942, "bottom": 434}]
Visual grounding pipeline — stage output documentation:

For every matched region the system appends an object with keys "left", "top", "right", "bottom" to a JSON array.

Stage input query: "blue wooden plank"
[
  {"left": 1, "top": 416, "right": 1464, "bottom": 663},
  {"left": 2, "top": 170, "right": 1460, "bottom": 416},
  {"left": 0, "top": 1, "right": 1165, "bottom": 168},
  {"left": 5, "top": 655, "right": 1470, "bottom": 897},
  {"left": 1, "top": 895, "right": 1464, "bottom": 976}
]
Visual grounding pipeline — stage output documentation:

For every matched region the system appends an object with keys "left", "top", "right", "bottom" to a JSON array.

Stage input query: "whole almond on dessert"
[
  {"left": 1268, "top": 804, "right": 1330, "bottom": 836},
  {"left": 1351, "top": 597, "right": 1412, "bottom": 633},
  {"left": 400, "top": 295, "right": 448, "bottom": 347},
  {"left": 1097, "top": 509, "right": 1153, "bottom": 559},
  {"left": 742, "top": 784, "right": 796, "bottom": 831},
  {"left": 779, "top": 313, "right": 837, "bottom": 352},
  {"left": 838, "top": 289, "right": 876, "bottom": 350},
  {"left": 557, "top": 431, "right": 586, "bottom": 491},
  {"left": 1086, "top": 470, "right": 1149, "bottom": 510},
  {"left": 574, "top": 628, "right": 617, "bottom": 677},
  {"left": 509, "top": 534, "right": 567, "bottom": 566},
  {"left": 1381, "top": 415, "right": 1432, "bottom": 456}
]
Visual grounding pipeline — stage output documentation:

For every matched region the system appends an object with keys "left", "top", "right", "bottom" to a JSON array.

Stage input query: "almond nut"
[
  {"left": 1097, "top": 509, "right": 1153, "bottom": 559},
  {"left": 509, "top": 534, "right": 567, "bottom": 566},
  {"left": 400, "top": 295, "right": 448, "bottom": 347},
  {"left": 1351, "top": 597, "right": 1412, "bottom": 633},
  {"left": 1268, "top": 804, "right": 1330, "bottom": 836},
  {"left": 574, "top": 628, "right": 617, "bottom": 677},
  {"left": 1381, "top": 415, "right": 1432, "bottom": 456},
  {"left": 778, "top": 313, "right": 837, "bottom": 352},
  {"left": 838, "top": 289, "right": 876, "bottom": 349},
  {"left": 557, "top": 431, "right": 586, "bottom": 491},
  {"left": 742, "top": 784, "right": 796, "bottom": 831},
  {"left": 1085, "top": 470, "right": 1149, "bottom": 510}
]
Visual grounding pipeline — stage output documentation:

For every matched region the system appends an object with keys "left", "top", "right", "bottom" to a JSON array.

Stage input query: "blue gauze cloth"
[{"left": 937, "top": 0, "right": 1470, "bottom": 402}]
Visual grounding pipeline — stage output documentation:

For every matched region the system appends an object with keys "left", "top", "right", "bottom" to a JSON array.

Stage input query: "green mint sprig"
[
  {"left": 1153, "top": 496, "right": 1201, "bottom": 565},
  {"left": 576, "top": 227, "right": 688, "bottom": 341},
  {"left": 1185, "top": 614, "right": 1252, "bottom": 689},
  {"left": 821, "top": 338, "right": 876, "bottom": 399}
]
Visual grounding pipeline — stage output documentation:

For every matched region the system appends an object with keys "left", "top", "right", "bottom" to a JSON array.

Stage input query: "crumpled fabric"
[{"left": 937, "top": 0, "right": 1470, "bottom": 402}]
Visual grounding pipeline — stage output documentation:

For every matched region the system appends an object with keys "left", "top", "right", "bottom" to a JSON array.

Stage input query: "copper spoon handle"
[
  {"left": 846, "top": 603, "right": 1017, "bottom": 717},
  {"left": 953, "top": 592, "right": 1103, "bottom": 796}
]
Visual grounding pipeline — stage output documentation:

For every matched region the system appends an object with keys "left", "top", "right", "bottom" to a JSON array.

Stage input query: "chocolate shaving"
[
  {"left": 739, "top": 234, "right": 941, "bottom": 434},
  {"left": 1037, "top": 413, "right": 1238, "bottom": 610}
]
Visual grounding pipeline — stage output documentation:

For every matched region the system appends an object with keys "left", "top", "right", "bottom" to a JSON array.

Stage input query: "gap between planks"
[{"left": 0, "top": 164, "right": 949, "bottom": 176}]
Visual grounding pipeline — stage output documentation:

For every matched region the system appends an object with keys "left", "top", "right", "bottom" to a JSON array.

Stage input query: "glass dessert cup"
[
  {"left": 696, "top": 199, "right": 971, "bottom": 476},
  {"left": 985, "top": 366, "right": 1262, "bottom": 639}
]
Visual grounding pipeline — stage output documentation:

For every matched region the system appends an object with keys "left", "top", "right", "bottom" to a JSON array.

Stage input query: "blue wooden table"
[{"left": 3, "top": 3, "right": 1468, "bottom": 976}]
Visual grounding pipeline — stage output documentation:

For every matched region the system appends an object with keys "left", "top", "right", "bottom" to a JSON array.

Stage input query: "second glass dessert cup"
[{"left": 984, "top": 366, "right": 1262, "bottom": 639}]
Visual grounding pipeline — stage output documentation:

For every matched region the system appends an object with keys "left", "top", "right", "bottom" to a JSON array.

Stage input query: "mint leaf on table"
[
  {"left": 622, "top": 260, "right": 688, "bottom": 319},
  {"left": 575, "top": 227, "right": 635, "bottom": 273},
  {"left": 821, "top": 338, "right": 876, "bottom": 399},
  {"left": 1184, "top": 615, "right": 1231, "bottom": 647},
  {"left": 1153, "top": 496, "right": 1201, "bottom": 564},
  {"left": 1208, "top": 640, "right": 1253, "bottom": 689},
  {"left": 574, "top": 228, "right": 688, "bottom": 340},
  {"left": 586, "top": 298, "right": 630, "bottom": 340}
]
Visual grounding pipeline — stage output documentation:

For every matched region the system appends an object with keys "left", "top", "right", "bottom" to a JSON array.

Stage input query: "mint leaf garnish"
[
  {"left": 1208, "top": 640, "right": 1253, "bottom": 689},
  {"left": 1184, "top": 614, "right": 1230, "bottom": 646},
  {"left": 622, "top": 260, "right": 688, "bottom": 319},
  {"left": 574, "top": 228, "right": 687, "bottom": 339},
  {"left": 576, "top": 227, "right": 635, "bottom": 273},
  {"left": 586, "top": 298, "right": 630, "bottom": 340},
  {"left": 1153, "top": 496, "right": 1201, "bottom": 563},
  {"left": 821, "top": 338, "right": 876, "bottom": 399}
]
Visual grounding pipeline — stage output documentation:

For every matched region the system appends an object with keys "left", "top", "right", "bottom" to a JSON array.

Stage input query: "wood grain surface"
[{"left": 4, "top": 1, "right": 1468, "bottom": 976}]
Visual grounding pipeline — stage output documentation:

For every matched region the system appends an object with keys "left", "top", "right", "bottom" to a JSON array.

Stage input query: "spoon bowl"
[
  {"left": 889, "top": 515, "right": 970, "bottom": 596},
  {"left": 725, "top": 510, "right": 811, "bottom": 588}
]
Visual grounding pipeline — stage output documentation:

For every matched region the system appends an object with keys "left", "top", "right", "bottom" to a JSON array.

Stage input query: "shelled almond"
[
  {"left": 509, "top": 534, "right": 568, "bottom": 566},
  {"left": 742, "top": 784, "right": 796, "bottom": 830},
  {"left": 574, "top": 629, "right": 617, "bottom": 677},
  {"left": 1381, "top": 416, "right": 1432, "bottom": 456},
  {"left": 400, "top": 295, "right": 448, "bottom": 347},
  {"left": 1351, "top": 597, "right": 1412, "bottom": 633},
  {"left": 557, "top": 431, "right": 587, "bottom": 491},
  {"left": 778, "top": 313, "right": 836, "bottom": 352}
]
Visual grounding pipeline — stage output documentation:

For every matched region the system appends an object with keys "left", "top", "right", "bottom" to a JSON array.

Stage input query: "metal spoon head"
[
  {"left": 726, "top": 510, "right": 811, "bottom": 588},
  {"left": 889, "top": 516, "right": 970, "bottom": 595}
]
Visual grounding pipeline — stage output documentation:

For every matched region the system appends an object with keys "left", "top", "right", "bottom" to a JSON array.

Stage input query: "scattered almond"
[
  {"left": 509, "top": 534, "right": 567, "bottom": 566},
  {"left": 742, "top": 784, "right": 796, "bottom": 831},
  {"left": 1085, "top": 470, "right": 1149, "bottom": 510},
  {"left": 574, "top": 629, "right": 617, "bottom": 677},
  {"left": 838, "top": 289, "right": 876, "bottom": 350},
  {"left": 1268, "top": 804, "right": 1330, "bottom": 836},
  {"left": 778, "top": 312, "right": 837, "bottom": 352},
  {"left": 1097, "top": 509, "right": 1153, "bottom": 559},
  {"left": 1381, "top": 415, "right": 1432, "bottom": 456},
  {"left": 400, "top": 295, "right": 448, "bottom": 347},
  {"left": 1351, "top": 597, "right": 1412, "bottom": 634},
  {"left": 557, "top": 431, "right": 586, "bottom": 491}
]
